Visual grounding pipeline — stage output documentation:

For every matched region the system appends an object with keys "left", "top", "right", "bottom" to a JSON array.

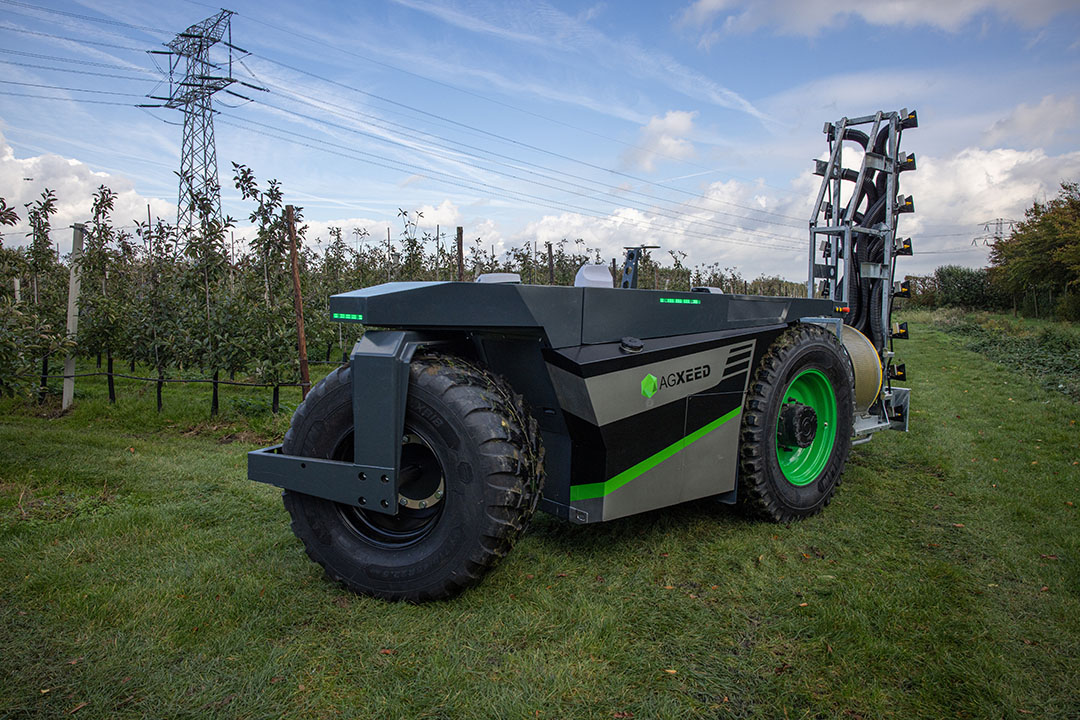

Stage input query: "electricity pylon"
[{"left": 143, "top": 9, "right": 262, "bottom": 230}]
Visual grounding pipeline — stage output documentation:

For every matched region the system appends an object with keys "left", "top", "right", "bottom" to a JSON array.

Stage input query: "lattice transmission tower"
[{"left": 144, "top": 9, "right": 261, "bottom": 230}]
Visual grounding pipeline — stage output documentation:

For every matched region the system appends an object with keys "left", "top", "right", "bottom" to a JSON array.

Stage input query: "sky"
[{"left": 1, "top": 0, "right": 1079, "bottom": 280}]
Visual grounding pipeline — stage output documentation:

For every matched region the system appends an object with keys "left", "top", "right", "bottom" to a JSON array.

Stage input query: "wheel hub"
[
  {"left": 778, "top": 402, "right": 818, "bottom": 449},
  {"left": 397, "top": 433, "right": 445, "bottom": 510}
]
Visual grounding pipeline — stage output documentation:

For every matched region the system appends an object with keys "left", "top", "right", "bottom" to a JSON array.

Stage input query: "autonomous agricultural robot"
[{"left": 248, "top": 109, "right": 917, "bottom": 601}]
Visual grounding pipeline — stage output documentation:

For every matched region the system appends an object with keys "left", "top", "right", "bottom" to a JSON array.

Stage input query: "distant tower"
[
  {"left": 974, "top": 218, "right": 1017, "bottom": 246},
  {"left": 147, "top": 10, "right": 241, "bottom": 230}
]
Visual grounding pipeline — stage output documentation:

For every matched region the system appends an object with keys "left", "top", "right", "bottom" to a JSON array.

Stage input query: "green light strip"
[
  {"left": 332, "top": 312, "right": 364, "bottom": 321},
  {"left": 659, "top": 297, "right": 701, "bottom": 305},
  {"left": 569, "top": 407, "right": 741, "bottom": 501}
]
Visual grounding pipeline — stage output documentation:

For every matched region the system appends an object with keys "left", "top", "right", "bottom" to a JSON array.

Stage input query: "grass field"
[{"left": 1, "top": 319, "right": 1078, "bottom": 719}]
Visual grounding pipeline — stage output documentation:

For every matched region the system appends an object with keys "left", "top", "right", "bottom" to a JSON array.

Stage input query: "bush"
[
  {"left": 933, "top": 265, "right": 1005, "bottom": 309},
  {"left": 1055, "top": 290, "right": 1080, "bottom": 321}
]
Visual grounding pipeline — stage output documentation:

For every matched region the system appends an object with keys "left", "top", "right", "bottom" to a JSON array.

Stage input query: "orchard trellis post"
[
  {"left": 62, "top": 224, "right": 85, "bottom": 411},
  {"left": 286, "top": 205, "right": 311, "bottom": 401}
]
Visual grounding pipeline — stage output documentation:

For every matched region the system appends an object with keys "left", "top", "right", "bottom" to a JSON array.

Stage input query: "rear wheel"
[
  {"left": 281, "top": 354, "right": 544, "bottom": 602},
  {"left": 738, "top": 324, "right": 854, "bottom": 522}
]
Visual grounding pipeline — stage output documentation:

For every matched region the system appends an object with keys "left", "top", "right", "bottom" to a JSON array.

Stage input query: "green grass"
[{"left": 1, "top": 326, "right": 1078, "bottom": 719}]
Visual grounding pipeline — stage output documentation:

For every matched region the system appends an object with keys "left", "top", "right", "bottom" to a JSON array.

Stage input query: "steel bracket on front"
[
  {"left": 347, "top": 330, "right": 428, "bottom": 515},
  {"left": 246, "top": 331, "right": 427, "bottom": 516}
]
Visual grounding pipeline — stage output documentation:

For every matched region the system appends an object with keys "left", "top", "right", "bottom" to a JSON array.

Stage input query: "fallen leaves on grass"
[
  {"left": 1040, "top": 554, "right": 1059, "bottom": 560},
  {"left": 67, "top": 702, "right": 88, "bottom": 714},
  {"left": 269, "top": 677, "right": 282, "bottom": 684},
  {"left": 613, "top": 712, "right": 634, "bottom": 718},
  {"left": 663, "top": 669, "right": 677, "bottom": 675},
  {"left": 1040, "top": 586, "right": 1049, "bottom": 592},
  {"left": 953, "top": 523, "right": 965, "bottom": 528},
  {"left": 378, "top": 648, "right": 396, "bottom": 655},
  {"left": 798, "top": 602, "right": 808, "bottom": 607}
]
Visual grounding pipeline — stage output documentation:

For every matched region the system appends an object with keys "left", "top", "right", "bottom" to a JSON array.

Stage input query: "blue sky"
[{"left": 1, "top": 0, "right": 1079, "bottom": 279}]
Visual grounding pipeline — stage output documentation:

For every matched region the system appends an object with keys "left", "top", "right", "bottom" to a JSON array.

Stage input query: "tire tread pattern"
[
  {"left": 282, "top": 353, "right": 544, "bottom": 602},
  {"left": 738, "top": 324, "right": 853, "bottom": 523}
]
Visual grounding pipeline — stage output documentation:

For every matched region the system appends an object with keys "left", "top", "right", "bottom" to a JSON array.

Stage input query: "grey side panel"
[
  {"left": 546, "top": 341, "right": 753, "bottom": 427},
  {"left": 599, "top": 416, "right": 741, "bottom": 521}
]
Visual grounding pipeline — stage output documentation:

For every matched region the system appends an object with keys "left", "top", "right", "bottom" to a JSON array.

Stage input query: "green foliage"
[
  {"left": 990, "top": 180, "right": 1080, "bottom": 318},
  {"left": 0, "top": 298, "right": 71, "bottom": 397},
  {"left": 928, "top": 309, "right": 1080, "bottom": 399},
  {"left": 932, "top": 265, "right": 1006, "bottom": 309}
]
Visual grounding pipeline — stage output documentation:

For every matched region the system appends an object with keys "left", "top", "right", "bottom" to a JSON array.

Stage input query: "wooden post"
[
  {"left": 455, "top": 226, "right": 464, "bottom": 282},
  {"left": 286, "top": 206, "right": 311, "bottom": 401},
  {"left": 547, "top": 242, "right": 555, "bottom": 284},
  {"left": 62, "top": 224, "right": 85, "bottom": 411}
]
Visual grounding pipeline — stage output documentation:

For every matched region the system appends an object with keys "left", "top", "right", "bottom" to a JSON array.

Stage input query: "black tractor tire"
[
  {"left": 281, "top": 354, "right": 544, "bottom": 602},
  {"left": 738, "top": 324, "right": 854, "bottom": 523}
]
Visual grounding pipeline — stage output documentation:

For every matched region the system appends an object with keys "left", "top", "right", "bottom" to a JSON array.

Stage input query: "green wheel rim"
[{"left": 776, "top": 369, "right": 837, "bottom": 486}]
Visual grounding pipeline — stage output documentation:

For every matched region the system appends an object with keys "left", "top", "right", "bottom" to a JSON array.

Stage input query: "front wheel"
[
  {"left": 738, "top": 324, "right": 854, "bottom": 522},
  {"left": 281, "top": 354, "right": 544, "bottom": 602}
]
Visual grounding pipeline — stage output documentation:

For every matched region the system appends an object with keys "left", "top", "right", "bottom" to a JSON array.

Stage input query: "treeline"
[
  {"left": 905, "top": 181, "right": 1079, "bottom": 319},
  {"left": 0, "top": 167, "right": 804, "bottom": 406}
]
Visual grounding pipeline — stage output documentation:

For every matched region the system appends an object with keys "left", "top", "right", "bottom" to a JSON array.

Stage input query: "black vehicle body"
[{"left": 250, "top": 281, "right": 849, "bottom": 524}]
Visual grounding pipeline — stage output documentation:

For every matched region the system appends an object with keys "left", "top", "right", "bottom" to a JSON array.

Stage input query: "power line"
[
  {"left": 241, "top": 94, "right": 806, "bottom": 244},
  {"left": 0, "top": 79, "right": 146, "bottom": 97},
  {"left": 0, "top": 0, "right": 168, "bottom": 34},
  {"left": 0, "top": 58, "right": 150, "bottom": 81},
  {"left": 215, "top": 115, "right": 804, "bottom": 252},
  {"left": 246, "top": 53, "right": 808, "bottom": 225},
  {"left": 10, "top": 18, "right": 808, "bottom": 233},
  {"left": 0, "top": 89, "right": 134, "bottom": 106},
  {"left": 0, "top": 47, "right": 156, "bottom": 73},
  {"left": 6, "top": 7, "right": 810, "bottom": 250},
  {"left": 223, "top": 7, "right": 750, "bottom": 179},
  {"left": 0, "top": 24, "right": 148, "bottom": 52},
  {"left": 248, "top": 80, "right": 808, "bottom": 233}
]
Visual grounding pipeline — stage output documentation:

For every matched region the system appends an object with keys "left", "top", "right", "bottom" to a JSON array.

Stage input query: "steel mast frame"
[
  {"left": 806, "top": 109, "right": 917, "bottom": 346},
  {"left": 146, "top": 10, "right": 246, "bottom": 232}
]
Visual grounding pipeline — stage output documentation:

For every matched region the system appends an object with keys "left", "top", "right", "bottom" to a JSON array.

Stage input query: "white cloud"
[
  {"left": 904, "top": 146, "right": 1080, "bottom": 227},
  {"left": 679, "top": 0, "right": 1075, "bottom": 38},
  {"left": 621, "top": 111, "right": 699, "bottom": 172},
  {"left": 0, "top": 129, "right": 174, "bottom": 254},
  {"left": 983, "top": 95, "right": 1080, "bottom": 148},
  {"left": 416, "top": 199, "right": 462, "bottom": 228}
]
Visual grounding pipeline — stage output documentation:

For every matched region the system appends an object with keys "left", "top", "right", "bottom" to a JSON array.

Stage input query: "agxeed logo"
[{"left": 640, "top": 365, "right": 711, "bottom": 398}]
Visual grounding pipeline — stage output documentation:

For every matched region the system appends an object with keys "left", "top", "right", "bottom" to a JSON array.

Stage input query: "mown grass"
[
  {"left": 1, "top": 324, "right": 1078, "bottom": 719},
  {"left": 904, "top": 308, "right": 1080, "bottom": 400}
]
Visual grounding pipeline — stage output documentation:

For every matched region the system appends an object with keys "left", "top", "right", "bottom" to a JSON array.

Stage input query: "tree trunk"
[
  {"left": 272, "top": 385, "right": 280, "bottom": 414},
  {"left": 96, "top": 352, "right": 102, "bottom": 369},
  {"left": 38, "top": 355, "right": 48, "bottom": 404},
  {"left": 106, "top": 353, "right": 115, "bottom": 404},
  {"left": 156, "top": 371, "right": 164, "bottom": 413},
  {"left": 326, "top": 342, "right": 332, "bottom": 362},
  {"left": 210, "top": 369, "right": 219, "bottom": 417},
  {"left": 130, "top": 357, "right": 136, "bottom": 373}
]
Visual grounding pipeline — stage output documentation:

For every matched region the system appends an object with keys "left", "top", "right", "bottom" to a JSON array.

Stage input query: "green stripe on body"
[{"left": 569, "top": 407, "right": 741, "bottom": 501}]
